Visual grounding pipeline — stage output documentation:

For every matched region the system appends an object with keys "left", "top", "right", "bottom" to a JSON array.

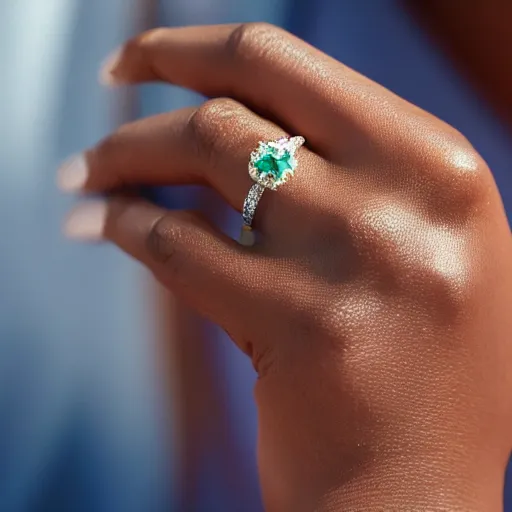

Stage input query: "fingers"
[
  {"left": 100, "top": 23, "right": 397, "bottom": 155},
  {"left": 64, "top": 197, "right": 262, "bottom": 335},
  {"left": 58, "top": 99, "right": 290, "bottom": 211}
]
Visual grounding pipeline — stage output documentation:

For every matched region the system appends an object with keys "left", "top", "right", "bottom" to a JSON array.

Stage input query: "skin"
[{"left": 60, "top": 24, "right": 512, "bottom": 511}]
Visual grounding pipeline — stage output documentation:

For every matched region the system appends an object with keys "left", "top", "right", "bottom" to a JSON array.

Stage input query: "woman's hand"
[{"left": 59, "top": 24, "right": 512, "bottom": 511}]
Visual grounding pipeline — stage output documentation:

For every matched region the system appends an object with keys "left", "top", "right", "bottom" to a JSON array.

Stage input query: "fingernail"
[
  {"left": 57, "top": 154, "right": 88, "bottom": 192},
  {"left": 99, "top": 47, "right": 123, "bottom": 87},
  {"left": 64, "top": 201, "right": 107, "bottom": 241}
]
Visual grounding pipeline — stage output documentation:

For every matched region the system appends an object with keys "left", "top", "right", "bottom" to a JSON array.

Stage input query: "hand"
[{"left": 59, "top": 24, "right": 512, "bottom": 511}]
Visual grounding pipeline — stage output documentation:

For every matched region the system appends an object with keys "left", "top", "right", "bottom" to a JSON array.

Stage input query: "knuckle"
[
  {"left": 417, "top": 265, "right": 474, "bottom": 326},
  {"left": 137, "top": 27, "right": 169, "bottom": 48},
  {"left": 131, "top": 28, "right": 171, "bottom": 77},
  {"left": 146, "top": 215, "right": 187, "bottom": 277},
  {"left": 92, "top": 135, "right": 123, "bottom": 186},
  {"left": 118, "top": 29, "right": 169, "bottom": 73},
  {"left": 348, "top": 199, "right": 476, "bottom": 325},
  {"left": 422, "top": 133, "right": 490, "bottom": 221},
  {"left": 345, "top": 202, "right": 404, "bottom": 274},
  {"left": 188, "top": 98, "right": 241, "bottom": 168},
  {"left": 439, "top": 148, "right": 489, "bottom": 213},
  {"left": 94, "top": 134, "right": 118, "bottom": 164},
  {"left": 226, "top": 22, "right": 282, "bottom": 64}
]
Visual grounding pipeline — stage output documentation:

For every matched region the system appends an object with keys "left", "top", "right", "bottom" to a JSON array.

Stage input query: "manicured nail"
[
  {"left": 57, "top": 154, "right": 88, "bottom": 192},
  {"left": 99, "top": 47, "right": 123, "bottom": 86},
  {"left": 64, "top": 201, "right": 107, "bottom": 241}
]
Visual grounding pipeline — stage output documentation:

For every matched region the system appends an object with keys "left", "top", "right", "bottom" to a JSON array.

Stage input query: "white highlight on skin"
[
  {"left": 360, "top": 202, "right": 468, "bottom": 285},
  {"left": 448, "top": 147, "right": 479, "bottom": 173}
]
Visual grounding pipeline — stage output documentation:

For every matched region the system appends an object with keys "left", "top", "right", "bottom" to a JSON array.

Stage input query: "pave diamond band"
[
  {"left": 242, "top": 183, "right": 265, "bottom": 226},
  {"left": 240, "top": 183, "right": 265, "bottom": 246},
  {"left": 239, "top": 136, "right": 305, "bottom": 246}
]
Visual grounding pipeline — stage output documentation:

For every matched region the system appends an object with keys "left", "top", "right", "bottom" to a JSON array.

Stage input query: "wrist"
[
  {"left": 258, "top": 421, "right": 507, "bottom": 512},
  {"left": 314, "top": 455, "right": 505, "bottom": 512}
]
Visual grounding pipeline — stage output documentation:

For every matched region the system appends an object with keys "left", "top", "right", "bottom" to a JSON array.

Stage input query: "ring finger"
[{"left": 58, "top": 98, "right": 318, "bottom": 217}]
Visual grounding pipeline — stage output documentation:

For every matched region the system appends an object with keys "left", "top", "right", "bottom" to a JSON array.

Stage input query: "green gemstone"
[{"left": 254, "top": 149, "right": 293, "bottom": 180}]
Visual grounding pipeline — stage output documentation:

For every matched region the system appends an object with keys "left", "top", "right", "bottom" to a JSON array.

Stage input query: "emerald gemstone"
[
  {"left": 249, "top": 136, "right": 304, "bottom": 190},
  {"left": 254, "top": 149, "right": 293, "bottom": 180}
]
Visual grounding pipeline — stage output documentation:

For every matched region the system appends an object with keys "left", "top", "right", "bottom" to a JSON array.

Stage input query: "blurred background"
[{"left": 0, "top": 0, "right": 511, "bottom": 511}]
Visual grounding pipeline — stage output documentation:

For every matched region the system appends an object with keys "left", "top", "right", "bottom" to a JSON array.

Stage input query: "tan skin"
[{"left": 61, "top": 24, "right": 512, "bottom": 511}]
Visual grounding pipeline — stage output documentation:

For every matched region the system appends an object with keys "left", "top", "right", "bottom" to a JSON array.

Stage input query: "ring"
[{"left": 239, "top": 135, "right": 305, "bottom": 246}]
